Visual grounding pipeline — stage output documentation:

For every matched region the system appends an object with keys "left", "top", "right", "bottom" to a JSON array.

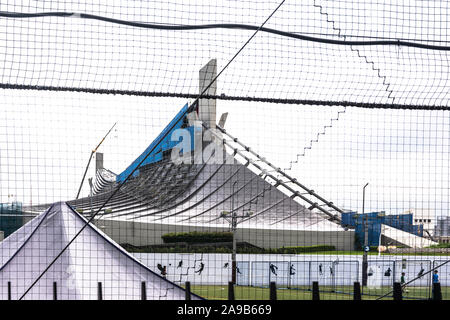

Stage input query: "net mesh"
[
  {"left": 0, "top": 0, "right": 449, "bottom": 301},
  {"left": 1, "top": 0, "right": 450, "bottom": 107}
]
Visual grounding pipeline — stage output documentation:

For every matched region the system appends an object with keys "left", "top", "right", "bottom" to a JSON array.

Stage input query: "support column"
[
  {"left": 96, "top": 152, "right": 104, "bottom": 172},
  {"left": 199, "top": 59, "right": 217, "bottom": 130}
]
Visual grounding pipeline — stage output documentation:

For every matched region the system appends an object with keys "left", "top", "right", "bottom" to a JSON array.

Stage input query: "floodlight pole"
[
  {"left": 362, "top": 182, "right": 369, "bottom": 286},
  {"left": 378, "top": 224, "right": 384, "bottom": 257}
]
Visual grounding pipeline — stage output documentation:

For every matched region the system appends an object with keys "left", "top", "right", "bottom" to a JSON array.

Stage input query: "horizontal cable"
[
  {"left": 1, "top": 11, "right": 450, "bottom": 51},
  {"left": 1, "top": 83, "right": 449, "bottom": 111}
]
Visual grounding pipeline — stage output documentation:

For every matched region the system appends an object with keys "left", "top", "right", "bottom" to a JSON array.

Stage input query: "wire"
[
  {"left": 187, "top": 0, "right": 286, "bottom": 113},
  {"left": 1, "top": 10, "right": 450, "bottom": 51},
  {"left": 75, "top": 122, "right": 117, "bottom": 200}
]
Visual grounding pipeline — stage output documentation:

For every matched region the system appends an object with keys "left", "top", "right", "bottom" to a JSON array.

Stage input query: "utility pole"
[
  {"left": 362, "top": 182, "right": 369, "bottom": 286},
  {"left": 231, "top": 180, "right": 238, "bottom": 284},
  {"left": 220, "top": 180, "right": 252, "bottom": 284}
]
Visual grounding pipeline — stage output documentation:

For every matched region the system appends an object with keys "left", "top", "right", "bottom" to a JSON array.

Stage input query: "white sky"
[{"left": 0, "top": 0, "right": 449, "bottom": 219}]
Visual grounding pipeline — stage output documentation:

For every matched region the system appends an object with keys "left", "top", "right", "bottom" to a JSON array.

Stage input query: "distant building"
[
  {"left": 434, "top": 216, "right": 450, "bottom": 242},
  {"left": 404, "top": 208, "right": 435, "bottom": 237},
  {"left": 437, "top": 237, "right": 450, "bottom": 244},
  {"left": 341, "top": 211, "right": 425, "bottom": 249},
  {"left": 0, "top": 202, "right": 23, "bottom": 238}
]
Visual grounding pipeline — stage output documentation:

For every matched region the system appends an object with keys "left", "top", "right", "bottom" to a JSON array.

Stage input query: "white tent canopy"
[{"left": 0, "top": 202, "right": 202, "bottom": 300}]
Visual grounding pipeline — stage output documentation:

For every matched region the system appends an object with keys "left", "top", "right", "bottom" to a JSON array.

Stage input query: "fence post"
[
  {"left": 228, "top": 282, "right": 235, "bottom": 301},
  {"left": 97, "top": 282, "right": 103, "bottom": 300},
  {"left": 7, "top": 282, "right": 11, "bottom": 301},
  {"left": 353, "top": 282, "right": 361, "bottom": 300},
  {"left": 141, "top": 281, "right": 147, "bottom": 300},
  {"left": 432, "top": 282, "right": 442, "bottom": 301},
  {"left": 269, "top": 282, "right": 277, "bottom": 300},
  {"left": 53, "top": 282, "right": 57, "bottom": 300},
  {"left": 312, "top": 281, "right": 320, "bottom": 300},
  {"left": 393, "top": 282, "right": 402, "bottom": 301},
  {"left": 185, "top": 281, "right": 191, "bottom": 301}
]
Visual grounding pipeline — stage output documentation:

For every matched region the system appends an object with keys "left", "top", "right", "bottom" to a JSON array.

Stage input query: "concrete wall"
[{"left": 93, "top": 219, "right": 354, "bottom": 251}]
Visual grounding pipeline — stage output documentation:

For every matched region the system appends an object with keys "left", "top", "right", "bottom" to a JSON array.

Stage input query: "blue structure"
[
  {"left": 341, "top": 211, "right": 424, "bottom": 248},
  {"left": 0, "top": 202, "right": 23, "bottom": 238},
  {"left": 116, "top": 104, "right": 197, "bottom": 183}
]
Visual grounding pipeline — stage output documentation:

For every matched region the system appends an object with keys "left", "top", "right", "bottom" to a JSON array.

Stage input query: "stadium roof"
[
  {"left": 71, "top": 161, "right": 341, "bottom": 231},
  {"left": 24, "top": 60, "right": 345, "bottom": 232},
  {"left": 50, "top": 103, "right": 346, "bottom": 232}
]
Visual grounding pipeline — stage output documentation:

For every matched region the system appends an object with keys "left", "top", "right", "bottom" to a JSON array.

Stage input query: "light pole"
[
  {"left": 231, "top": 180, "right": 237, "bottom": 285},
  {"left": 362, "top": 182, "right": 369, "bottom": 286},
  {"left": 220, "top": 181, "right": 252, "bottom": 284},
  {"left": 378, "top": 223, "right": 384, "bottom": 257}
]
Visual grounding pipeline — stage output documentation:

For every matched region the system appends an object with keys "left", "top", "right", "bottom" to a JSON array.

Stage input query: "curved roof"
[
  {"left": 26, "top": 106, "right": 344, "bottom": 232},
  {"left": 69, "top": 154, "right": 342, "bottom": 231}
]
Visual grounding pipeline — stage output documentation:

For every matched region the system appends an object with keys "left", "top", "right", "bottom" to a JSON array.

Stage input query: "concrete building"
[
  {"left": 341, "top": 211, "right": 437, "bottom": 249},
  {"left": 434, "top": 216, "right": 450, "bottom": 242},
  {"left": 404, "top": 208, "right": 435, "bottom": 237}
]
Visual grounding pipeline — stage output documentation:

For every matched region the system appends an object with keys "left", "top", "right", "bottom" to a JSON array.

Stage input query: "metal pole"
[
  {"left": 185, "top": 281, "right": 191, "bottom": 300},
  {"left": 362, "top": 182, "right": 369, "bottom": 286},
  {"left": 141, "top": 281, "right": 147, "bottom": 300},
  {"left": 228, "top": 282, "right": 235, "bottom": 300},
  {"left": 269, "top": 282, "right": 277, "bottom": 300},
  {"left": 353, "top": 282, "right": 361, "bottom": 300},
  {"left": 231, "top": 180, "right": 237, "bottom": 284},
  {"left": 312, "top": 281, "right": 320, "bottom": 300},
  {"left": 53, "top": 282, "right": 57, "bottom": 300},
  {"left": 97, "top": 282, "right": 103, "bottom": 300},
  {"left": 393, "top": 282, "right": 402, "bottom": 300},
  {"left": 378, "top": 223, "right": 384, "bottom": 257}
]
